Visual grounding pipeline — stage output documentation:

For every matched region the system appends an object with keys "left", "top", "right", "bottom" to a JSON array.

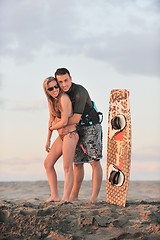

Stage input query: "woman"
[{"left": 43, "top": 76, "right": 79, "bottom": 202}]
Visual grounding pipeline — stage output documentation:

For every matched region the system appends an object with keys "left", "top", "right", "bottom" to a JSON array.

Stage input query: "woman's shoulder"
[
  {"left": 60, "top": 92, "right": 68, "bottom": 96},
  {"left": 59, "top": 92, "right": 70, "bottom": 100}
]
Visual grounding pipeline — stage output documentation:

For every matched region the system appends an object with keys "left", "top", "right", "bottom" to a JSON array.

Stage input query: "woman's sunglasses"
[{"left": 48, "top": 84, "right": 59, "bottom": 91}]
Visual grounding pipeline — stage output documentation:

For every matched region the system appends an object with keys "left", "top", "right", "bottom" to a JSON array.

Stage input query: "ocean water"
[{"left": 0, "top": 180, "right": 159, "bottom": 202}]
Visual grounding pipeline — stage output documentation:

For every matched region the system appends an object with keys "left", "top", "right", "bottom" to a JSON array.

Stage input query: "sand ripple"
[{"left": 0, "top": 200, "right": 160, "bottom": 240}]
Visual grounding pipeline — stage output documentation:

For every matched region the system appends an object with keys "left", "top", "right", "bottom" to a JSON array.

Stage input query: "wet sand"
[{"left": 0, "top": 181, "right": 160, "bottom": 240}]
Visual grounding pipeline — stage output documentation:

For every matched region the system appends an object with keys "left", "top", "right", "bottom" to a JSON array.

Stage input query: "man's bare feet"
[
  {"left": 45, "top": 196, "right": 60, "bottom": 203},
  {"left": 69, "top": 194, "right": 78, "bottom": 202},
  {"left": 88, "top": 197, "right": 97, "bottom": 205},
  {"left": 60, "top": 200, "right": 72, "bottom": 205}
]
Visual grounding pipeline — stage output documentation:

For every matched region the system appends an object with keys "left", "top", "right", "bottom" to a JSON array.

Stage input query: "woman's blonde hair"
[
  {"left": 43, "top": 77, "right": 57, "bottom": 99},
  {"left": 43, "top": 76, "right": 62, "bottom": 117}
]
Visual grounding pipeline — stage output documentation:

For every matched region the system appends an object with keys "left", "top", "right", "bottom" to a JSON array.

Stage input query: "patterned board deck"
[{"left": 106, "top": 89, "right": 132, "bottom": 207}]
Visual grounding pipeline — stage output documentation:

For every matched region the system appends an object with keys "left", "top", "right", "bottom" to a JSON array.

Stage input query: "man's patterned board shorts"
[{"left": 74, "top": 124, "right": 103, "bottom": 164}]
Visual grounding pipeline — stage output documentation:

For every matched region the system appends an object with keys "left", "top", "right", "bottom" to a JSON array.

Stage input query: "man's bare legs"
[
  {"left": 70, "top": 160, "right": 103, "bottom": 203},
  {"left": 89, "top": 161, "right": 103, "bottom": 203},
  {"left": 44, "top": 137, "right": 62, "bottom": 202},
  {"left": 69, "top": 163, "right": 84, "bottom": 201},
  {"left": 61, "top": 133, "right": 79, "bottom": 202}
]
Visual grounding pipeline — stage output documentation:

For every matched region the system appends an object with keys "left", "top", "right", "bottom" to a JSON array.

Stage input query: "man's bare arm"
[{"left": 67, "top": 113, "right": 82, "bottom": 125}]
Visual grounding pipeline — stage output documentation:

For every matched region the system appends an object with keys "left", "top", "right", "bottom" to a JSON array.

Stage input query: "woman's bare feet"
[{"left": 45, "top": 196, "right": 60, "bottom": 203}]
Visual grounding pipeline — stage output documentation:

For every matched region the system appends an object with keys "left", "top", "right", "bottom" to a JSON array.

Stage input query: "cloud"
[
  {"left": 0, "top": 0, "right": 159, "bottom": 75},
  {"left": 133, "top": 145, "right": 160, "bottom": 162},
  {"left": 0, "top": 156, "right": 41, "bottom": 165},
  {"left": 0, "top": 155, "right": 63, "bottom": 181},
  {"left": 0, "top": 160, "right": 46, "bottom": 181},
  {"left": 84, "top": 31, "right": 160, "bottom": 76},
  {"left": 0, "top": 0, "right": 78, "bottom": 62},
  {"left": 130, "top": 145, "right": 160, "bottom": 180},
  {"left": 131, "top": 161, "right": 160, "bottom": 180},
  {"left": 11, "top": 99, "right": 46, "bottom": 111},
  {"left": 0, "top": 74, "right": 5, "bottom": 106},
  {"left": 0, "top": 143, "right": 160, "bottom": 181}
]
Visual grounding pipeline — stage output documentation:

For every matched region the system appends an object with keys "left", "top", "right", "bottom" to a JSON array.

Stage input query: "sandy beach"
[{"left": 0, "top": 181, "right": 160, "bottom": 240}]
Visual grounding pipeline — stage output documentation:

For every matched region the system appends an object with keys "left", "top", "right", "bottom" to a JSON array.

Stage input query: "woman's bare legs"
[
  {"left": 61, "top": 133, "right": 79, "bottom": 202},
  {"left": 44, "top": 136, "right": 62, "bottom": 202}
]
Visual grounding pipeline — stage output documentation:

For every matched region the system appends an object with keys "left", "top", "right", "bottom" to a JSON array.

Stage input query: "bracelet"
[{"left": 49, "top": 126, "right": 52, "bottom": 131}]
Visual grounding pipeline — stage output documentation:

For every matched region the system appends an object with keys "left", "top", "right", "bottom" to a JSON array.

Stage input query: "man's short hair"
[{"left": 55, "top": 68, "right": 71, "bottom": 77}]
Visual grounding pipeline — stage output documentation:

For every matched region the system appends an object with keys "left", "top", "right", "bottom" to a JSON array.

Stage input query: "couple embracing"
[{"left": 43, "top": 68, "right": 103, "bottom": 204}]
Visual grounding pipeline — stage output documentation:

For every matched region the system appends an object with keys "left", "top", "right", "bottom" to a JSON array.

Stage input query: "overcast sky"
[{"left": 0, "top": 0, "right": 160, "bottom": 182}]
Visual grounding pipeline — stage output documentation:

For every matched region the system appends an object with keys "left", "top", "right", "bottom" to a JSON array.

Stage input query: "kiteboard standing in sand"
[{"left": 106, "top": 89, "right": 132, "bottom": 207}]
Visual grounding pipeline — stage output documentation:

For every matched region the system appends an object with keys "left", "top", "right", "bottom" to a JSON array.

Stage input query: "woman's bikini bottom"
[{"left": 59, "top": 129, "right": 78, "bottom": 141}]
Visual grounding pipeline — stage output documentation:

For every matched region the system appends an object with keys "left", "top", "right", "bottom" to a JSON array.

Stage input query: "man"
[{"left": 55, "top": 68, "right": 103, "bottom": 203}]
